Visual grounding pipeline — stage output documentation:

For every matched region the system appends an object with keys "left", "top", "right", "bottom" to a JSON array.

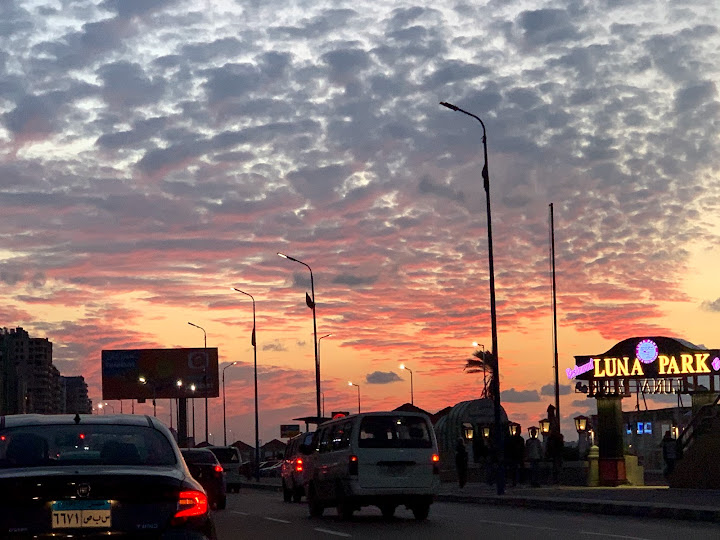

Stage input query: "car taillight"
[
  {"left": 295, "top": 458, "right": 303, "bottom": 473},
  {"left": 214, "top": 465, "right": 223, "bottom": 473},
  {"left": 174, "top": 490, "right": 208, "bottom": 519},
  {"left": 349, "top": 455, "right": 358, "bottom": 476},
  {"left": 432, "top": 454, "right": 440, "bottom": 475}
]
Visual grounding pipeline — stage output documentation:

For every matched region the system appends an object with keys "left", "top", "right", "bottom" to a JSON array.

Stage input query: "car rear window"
[
  {"left": 359, "top": 416, "right": 433, "bottom": 449},
  {"left": 0, "top": 424, "right": 177, "bottom": 468},
  {"left": 208, "top": 447, "right": 239, "bottom": 463},
  {"left": 182, "top": 450, "right": 218, "bottom": 464}
]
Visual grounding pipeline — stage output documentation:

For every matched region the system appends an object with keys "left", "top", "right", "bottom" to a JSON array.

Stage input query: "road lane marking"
[
  {"left": 314, "top": 527, "right": 352, "bottom": 537},
  {"left": 264, "top": 517, "right": 291, "bottom": 523},
  {"left": 230, "top": 511, "right": 249, "bottom": 515},
  {"left": 479, "top": 519, "right": 560, "bottom": 532},
  {"left": 581, "top": 532, "right": 650, "bottom": 540}
]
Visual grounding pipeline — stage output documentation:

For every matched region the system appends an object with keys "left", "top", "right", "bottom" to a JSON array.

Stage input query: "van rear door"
[{"left": 355, "top": 415, "right": 436, "bottom": 490}]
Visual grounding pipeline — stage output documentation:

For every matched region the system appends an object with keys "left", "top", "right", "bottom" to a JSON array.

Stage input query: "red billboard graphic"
[{"left": 101, "top": 348, "right": 220, "bottom": 400}]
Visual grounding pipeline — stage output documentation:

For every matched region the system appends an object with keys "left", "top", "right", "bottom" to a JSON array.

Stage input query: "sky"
[{"left": 1, "top": 0, "right": 719, "bottom": 445}]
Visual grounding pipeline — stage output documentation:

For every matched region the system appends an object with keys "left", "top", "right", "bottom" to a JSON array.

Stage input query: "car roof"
[
  {"left": 0, "top": 414, "right": 161, "bottom": 429},
  {"left": 181, "top": 448, "right": 215, "bottom": 454},
  {"left": 318, "top": 411, "right": 430, "bottom": 426}
]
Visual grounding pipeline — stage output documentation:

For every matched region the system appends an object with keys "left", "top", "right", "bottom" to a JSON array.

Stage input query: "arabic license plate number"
[{"left": 52, "top": 501, "right": 111, "bottom": 529}]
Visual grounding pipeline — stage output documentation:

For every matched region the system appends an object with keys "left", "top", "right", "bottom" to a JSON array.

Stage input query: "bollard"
[{"left": 587, "top": 445, "right": 599, "bottom": 487}]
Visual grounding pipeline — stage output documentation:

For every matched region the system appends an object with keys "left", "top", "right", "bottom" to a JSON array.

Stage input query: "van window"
[
  {"left": 318, "top": 428, "right": 334, "bottom": 453},
  {"left": 209, "top": 447, "right": 239, "bottom": 462},
  {"left": 332, "top": 421, "right": 352, "bottom": 451},
  {"left": 359, "top": 416, "right": 432, "bottom": 449}
]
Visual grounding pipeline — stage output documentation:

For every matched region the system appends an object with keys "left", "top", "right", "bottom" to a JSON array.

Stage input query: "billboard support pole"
[{"left": 178, "top": 398, "right": 188, "bottom": 447}]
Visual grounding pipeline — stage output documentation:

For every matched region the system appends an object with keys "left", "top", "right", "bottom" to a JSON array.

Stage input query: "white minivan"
[{"left": 302, "top": 411, "right": 440, "bottom": 520}]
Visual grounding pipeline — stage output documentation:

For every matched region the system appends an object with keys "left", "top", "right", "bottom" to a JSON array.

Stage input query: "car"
[
  {"left": 281, "top": 431, "right": 314, "bottom": 502},
  {"left": 0, "top": 413, "right": 216, "bottom": 539},
  {"left": 303, "top": 411, "right": 440, "bottom": 520},
  {"left": 205, "top": 446, "right": 243, "bottom": 493},
  {"left": 180, "top": 449, "right": 227, "bottom": 510}
]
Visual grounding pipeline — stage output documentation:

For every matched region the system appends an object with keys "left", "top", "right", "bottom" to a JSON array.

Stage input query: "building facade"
[{"left": 61, "top": 375, "right": 92, "bottom": 414}]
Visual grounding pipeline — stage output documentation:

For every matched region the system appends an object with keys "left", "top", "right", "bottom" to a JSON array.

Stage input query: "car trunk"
[
  {"left": 0, "top": 466, "right": 186, "bottom": 537},
  {"left": 356, "top": 448, "right": 435, "bottom": 490}
]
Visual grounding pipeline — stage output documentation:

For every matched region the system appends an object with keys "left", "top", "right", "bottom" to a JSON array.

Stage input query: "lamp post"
[
  {"left": 575, "top": 414, "right": 589, "bottom": 456},
  {"left": 138, "top": 376, "right": 156, "bottom": 417},
  {"left": 399, "top": 363, "right": 414, "bottom": 405},
  {"left": 222, "top": 362, "right": 237, "bottom": 446},
  {"left": 441, "top": 101, "right": 504, "bottom": 495},
  {"left": 348, "top": 382, "right": 360, "bottom": 414},
  {"left": 278, "top": 253, "right": 321, "bottom": 419},
  {"left": 318, "top": 333, "right": 331, "bottom": 417},
  {"left": 188, "top": 322, "right": 209, "bottom": 444},
  {"left": 190, "top": 384, "right": 196, "bottom": 444},
  {"left": 232, "top": 287, "right": 260, "bottom": 481}
]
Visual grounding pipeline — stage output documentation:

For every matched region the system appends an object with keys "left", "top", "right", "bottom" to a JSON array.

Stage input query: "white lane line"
[
  {"left": 478, "top": 519, "right": 560, "bottom": 532},
  {"left": 314, "top": 527, "right": 352, "bottom": 537},
  {"left": 581, "top": 532, "right": 650, "bottom": 540},
  {"left": 230, "top": 511, "right": 249, "bottom": 515},
  {"left": 264, "top": 517, "right": 291, "bottom": 524}
]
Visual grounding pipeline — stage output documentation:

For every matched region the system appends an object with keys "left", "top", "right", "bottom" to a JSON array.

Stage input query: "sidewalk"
[{"left": 240, "top": 477, "right": 720, "bottom": 523}]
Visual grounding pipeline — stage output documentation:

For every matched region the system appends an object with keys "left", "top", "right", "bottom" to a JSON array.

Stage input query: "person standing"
[
  {"left": 525, "top": 428, "right": 543, "bottom": 487},
  {"left": 455, "top": 437, "right": 469, "bottom": 489},
  {"left": 662, "top": 430, "right": 678, "bottom": 478},
  {"left": 506, "top": 428, "right": 525, "bottom": 487}
]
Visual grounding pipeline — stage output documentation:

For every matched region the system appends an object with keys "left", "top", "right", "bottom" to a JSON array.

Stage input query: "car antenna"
[{"left": 74, "top": 413, "right": 81, "bottom": 424}]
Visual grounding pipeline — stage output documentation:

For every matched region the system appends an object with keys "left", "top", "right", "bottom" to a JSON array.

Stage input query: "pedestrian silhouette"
[{"left": 455, "top": 437, "right": 469, "bottom": 488}]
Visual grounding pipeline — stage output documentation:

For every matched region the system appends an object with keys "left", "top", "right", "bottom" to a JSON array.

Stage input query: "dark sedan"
[
  {"left": 0, "top": 413, "right": 216, "bottom": 539},
  {"left": 180, "top": 449, "right": 227, "bottom": 510}
]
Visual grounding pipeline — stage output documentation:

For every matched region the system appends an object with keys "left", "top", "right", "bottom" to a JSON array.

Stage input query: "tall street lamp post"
[
  {"left": 278, "top": 253, "right": 321, "bottom": 419},
  {"left": 348, "top": 382, "right": 360, "bottom": 414},
  {"left": 232, "top": 287, "right": 261, "bottom": 481},
  {"left": 399, "top": 364, "right": 414, "bottom": 405},
  {"left": 440, "top": 101, "right": 505, "bottom": 496},
  {"left": 222, "top": 362, "right": 238, "bottom": 446},
  {"left": 318, "top": 333, "right": 331, "bottom": 416},
  {"left": 188, "top": 322, "right": 209, "bottom": 444},
  {"left": 190, "top": 384, "right": 196, "bottom": 444}
]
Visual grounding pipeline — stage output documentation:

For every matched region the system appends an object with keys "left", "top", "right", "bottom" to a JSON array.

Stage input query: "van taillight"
[
  {"left": 173, "top": 490, "right": 208, "bottom": 520},
  {"left": 349, "top": 455, "right": 358, "bottom": 476},
  {"left": 295, "top": 458, "right": 304, "bottom": 472},
  {"left": 214, "top": 465, "right": 223, "bottom": 473},
  {"left": 432, "top": 454, "right": 440, "bottom": 475}
]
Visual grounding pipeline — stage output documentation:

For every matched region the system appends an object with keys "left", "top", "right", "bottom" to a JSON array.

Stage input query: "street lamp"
[
  {"left": 277, "top": 252, "right": 321, "bottom": 419},
  {"left": 399, "top": 363, "right": 414, "bottom": 405},
  {"left": 575, "top": 415, "right": 590, "bottom": 457},
  {"left": 540, "top": 417, "right": 551, "bottom": 435},
  {"left": 232, "top": 287, "right": 260, "bottom": 481},
  {"left": 441, "top": 101, "right": 504, "bottom": 495},
  {"left": 318, "top": 334, "right": 331, "bottom": 418},
  {"left": 348, "top": 381, "right": 360, "bottom": 414},
  {"left": 222, "top": 362, "right": 238, "bottom": 446},
  {"left": 139, "top": 376, "right": 157, "bottom": 417},
  {"left": 188, "top": 322, "right": 209, "bottom": 444},
  {"left": 509, "top": 422, "right": 521, "bottom": 437}
]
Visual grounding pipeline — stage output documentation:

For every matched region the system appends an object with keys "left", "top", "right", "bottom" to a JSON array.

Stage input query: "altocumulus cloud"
[
  {"left": 701, "top": 298, "right": 720, "bottom": 312},
  {"left": 502, "top": 388, "right": 541, "bottom": 403},
  {"left": 541, "top": 383, "right": 572, "bottom": 396},
  {"left": 366, "top": 371, "right": 403, "bottom": 384}
]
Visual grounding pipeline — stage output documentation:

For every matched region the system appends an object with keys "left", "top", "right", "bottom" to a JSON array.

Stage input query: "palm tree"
[{"left": 464, "top": 348, "right": 494, "bottom": 399}]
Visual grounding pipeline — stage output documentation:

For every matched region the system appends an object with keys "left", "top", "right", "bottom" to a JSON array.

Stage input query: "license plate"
[
  {"left": 381, "top": 465, "right": 407, "bottom": 477},
  {"left": 52, "top": 500, "right": 111, "bottom": 529}
]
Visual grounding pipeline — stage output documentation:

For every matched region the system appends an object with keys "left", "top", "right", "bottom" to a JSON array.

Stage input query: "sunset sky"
[{"left": 1, "top": 0, "right": 719, "bottom": 445}]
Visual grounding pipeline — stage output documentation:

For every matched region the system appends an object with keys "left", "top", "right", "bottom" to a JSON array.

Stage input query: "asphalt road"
[{"left": 213, "top": 489, "right": 720, "bottom": 540}]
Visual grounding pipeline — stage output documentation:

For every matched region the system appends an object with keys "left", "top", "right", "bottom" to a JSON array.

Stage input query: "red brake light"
[
  {"left": 432, "top": 454, "right": 440, "bottom": 462},
  {"left": 79, "top": 434, "right": 85, "bottom": 440},
  {"left": 295, "top": 458, "right": 304, "bottom": 472},
  {"left": 174, "top": 490, "right": 208, "bottom": 519},
  {"left": 214, "top": 465, "right": 223, "bottom": 473},
  {"left": 349, "top": 455, "right": 358, "bottom": 476}
]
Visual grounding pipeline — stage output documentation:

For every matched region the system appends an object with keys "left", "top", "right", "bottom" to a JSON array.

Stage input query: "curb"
[{"left": 239, "top": 481, "right": 720, "bottom": 523}]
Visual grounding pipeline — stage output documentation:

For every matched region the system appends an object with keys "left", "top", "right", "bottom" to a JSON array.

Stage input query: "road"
[{"left": 214, "top": 489, "right": 719, "bottom": 539}]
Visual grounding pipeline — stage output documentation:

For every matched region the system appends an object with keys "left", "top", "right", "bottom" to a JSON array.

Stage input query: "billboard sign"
[
  {"left": 102, "top": 348, "right": 220, "bottom": 400},
  {"left": 280, "top": 424, "right": 301, "bottom": 438}
]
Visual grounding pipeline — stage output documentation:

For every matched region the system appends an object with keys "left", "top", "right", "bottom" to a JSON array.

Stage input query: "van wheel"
[
  {"left": 282, "top": 481, "right": 292, "bottom": 503},
  {"left": 337, "top": 499, "right": 354, "bottom": 520},
  {"left": 412, "top": 501, "right": 430, "bottom": 521},
  {"left": 307, "top": 485, "right": 324, "bottom": 517},
  {"left": 380, "top": 504, "right": 396, "bottom": 519}
]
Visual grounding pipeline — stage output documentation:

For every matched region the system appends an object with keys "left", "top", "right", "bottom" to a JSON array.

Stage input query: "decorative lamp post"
[
  {"left": 528, "top": 426, "right": 539, "bottom": 439},
  {"left": 463, "top": 423, "right": 474, "bottom": 440},
  {"left": 441, "top": 101, "right": 504, "bottom": 495},
  {"left": 540, "top": 417, "right": 551, "bottom": 435},
  {"left": 187, "top": 322, "right": 209, "bottom": 444},
  {"left": 399, "top": 363, "right": 414, "bottom": 405},
  {"left": 348, "top": 381, "right": 360, "bottom": 414},
  {"left": 277, "top": 252, "right": 321, "bottom": 419},
  {"left": 482, "top": 425, "right": 491, "bottom": 439},
  {"left": 222, "top": 362, "right": 238, "bottom": 446},
  {"left": 575, "top": 415, "right": 589, "bottom": 457},
  {"left": 231, "top": 287, "right": 261, "bottom": 481},
  {"left": 508, "top": 422, "right": 521, "bottom": 437}
]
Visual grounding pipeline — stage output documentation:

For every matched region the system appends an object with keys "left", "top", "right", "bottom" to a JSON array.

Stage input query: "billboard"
[
  {"left": 280, "top": 424, "right": 301, "bottom": 438},
  {"left": 102, "top": 348, "right": 220, "bottom": 400}
]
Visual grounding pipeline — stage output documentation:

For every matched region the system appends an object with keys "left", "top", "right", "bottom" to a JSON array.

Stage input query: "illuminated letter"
[
  {"left": 695, "top": 353, "right": 711, "bottom": 373},
  {"left": 605, "top": 358, "right": 617, "bottom": 377},
  {"left": 681, "top": 354, "right": 694, "bottom": 374},
  {"left": 594, "top": 358, "right": 606, "bottom": 377},
  {"left": 667, "top": 356, "right": 680, "bottom": 375},
  {"left": 617, "top": 357, "right": 629, "bottom": 376},
  {"left": 630, "top": 359, "right": 644, "bottom": 376},
  {"left": 658, "top": 355, "right": 669, "bottom": 374}
]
